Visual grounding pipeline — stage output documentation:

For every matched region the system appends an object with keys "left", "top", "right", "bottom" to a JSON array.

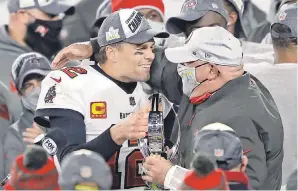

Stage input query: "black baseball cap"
[{"left": 166, "top": 0, "right": 229, "bottom": 34}]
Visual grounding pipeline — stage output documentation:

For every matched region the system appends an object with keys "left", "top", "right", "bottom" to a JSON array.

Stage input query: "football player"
[{"left": 34, "top": 9, "right": 170, "bottom": 189}]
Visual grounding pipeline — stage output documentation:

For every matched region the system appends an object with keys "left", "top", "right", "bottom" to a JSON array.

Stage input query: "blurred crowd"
[{"left": 0, "top": 0, "right": 296, "bottom": 190}]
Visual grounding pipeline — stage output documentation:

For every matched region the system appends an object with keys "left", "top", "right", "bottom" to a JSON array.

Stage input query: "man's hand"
[
  {"left": 51, "top": 42, "right": 93, "bottom": 69},
  {"left": 22, "top": 123, "right": 44, "bottom": 144},
  {"left": 142, "top": 155, "right": 173, "bottom": 185},
  {"left": 110, "top": 106, "right": 150, "bottom": 145}
]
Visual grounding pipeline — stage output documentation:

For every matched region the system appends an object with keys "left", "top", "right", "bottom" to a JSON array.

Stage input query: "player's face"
[
  {"left": 184, "top": 11, "right": 227, "bottom": 37},
  {"left": 116, "top": 41, "right": 155, "bottom": 82}
]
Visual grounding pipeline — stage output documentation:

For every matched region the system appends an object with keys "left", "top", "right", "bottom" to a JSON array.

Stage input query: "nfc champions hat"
[
  {"left": 271, "top": 3, "right": 297, "bottom": 39},
  {"left": 96, "top": 8, "right": 169, "bottom": 47},
  {"left": 59, "top": 149, "right": 113, "bottom": 190},
  {"left": 8, "top": 0, "right": 75, "bottom": 15},
  {"left": 11, "top": 52, "right": 52, "bottom": 92},
  {"left": 166, "top": 0, "right": 228, "bottom": 34},
  {"left": 193, "top": 123, "right": 244, "bottom": 170},
  {"left": 165, "top": 26, "right": 243, "bottom": 65}
]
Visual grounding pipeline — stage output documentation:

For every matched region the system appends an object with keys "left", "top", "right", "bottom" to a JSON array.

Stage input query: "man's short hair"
[
  {"left": 96, "top": 43, "right": 123, "bottom": 65},
  {"left": 271, "top": 23, "right": 297, "bottom": 48}
]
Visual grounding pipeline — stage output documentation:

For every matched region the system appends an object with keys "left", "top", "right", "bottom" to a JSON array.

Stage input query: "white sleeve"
[
  {"left": 35, "top": 70, "right": 85, "bottom": 127},
  {"left": 164, "top": 165, "right": 189, "bottom": 190}
]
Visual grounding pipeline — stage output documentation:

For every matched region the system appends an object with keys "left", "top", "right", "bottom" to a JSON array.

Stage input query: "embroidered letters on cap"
[{"left": 119, "top": 9, "right": 143, "bottom": 38}]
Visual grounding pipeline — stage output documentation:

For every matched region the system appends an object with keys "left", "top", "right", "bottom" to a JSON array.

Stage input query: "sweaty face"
[
  {"left": 138, "top": 8, "right": 163, "bottom": 23},
  {"left": 115, "top": 41, "right": 155, "bottom": 82},
  {"left": 184, "top": 11, "right": 227, "bottom": 37}
]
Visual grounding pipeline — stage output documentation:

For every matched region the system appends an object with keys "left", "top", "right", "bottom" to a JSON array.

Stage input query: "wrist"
[{"left": 110, "top": 124, "right": 126, "bottom": 145}]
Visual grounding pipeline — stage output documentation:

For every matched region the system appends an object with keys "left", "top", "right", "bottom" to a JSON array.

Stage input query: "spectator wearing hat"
[
  {"left": 245, "top": 3, "right": 297, "bottom": 185},
  {"left": 261, "top": 0, "right": 297, "bottom": 44},
  {"left": 59, "top": 149, "right": 112, "bottom": 190},
  {"left": 150, "top": 123, "right": 252, "bottom": 190},
  {"left": 3, "top": 52, "right": 52, "bottom": 176},
  {"left": 4, "top": 145, "right": 59, "bottom": 190},
  {"left": 180, "top": 153, "right": 229, "bottom": 190},
  {"left": 141, "top": 26, "right": 283, "bottom": 190},
  {"left": 193, "top": 123, "right": 251, "bottom": 189},
  {"left": 0, "top": 0, "right": 75, "bottom": 152}
]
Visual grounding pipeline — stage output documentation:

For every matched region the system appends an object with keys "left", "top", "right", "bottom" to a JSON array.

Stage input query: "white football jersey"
[{"left": 36, "top": 63, "right": 168, "bottom": 189}]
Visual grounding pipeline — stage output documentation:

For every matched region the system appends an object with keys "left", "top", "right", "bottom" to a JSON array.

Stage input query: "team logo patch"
[
  {"left": 279, "top": 12, "right": 287, "bottom": 21},
  {"left": 44, "top": 85, "right": 57, "bottom": 103},
  {"left": 214, "top": 149, "right": 224, "bottom": 157},
  {"left": 129, "top": 97, "right": 136, "bottom": 106},
  {"left": 205, "top": 53, "right": 212, "bottom": 59},
  {"left": 106, "top": 27, "right": 120, "bottom": 41},
  {"left": 35, "top": 25, "right": 49, "bottom": 37},
  {"left": 182, "top": 0, "right": 197, "bottom": 12},
  {"left": 212, "top": 3, "right": 219, "bottom": 9},
  {"left": 90, "top": 102, "right": 107, "bottom": 119}
]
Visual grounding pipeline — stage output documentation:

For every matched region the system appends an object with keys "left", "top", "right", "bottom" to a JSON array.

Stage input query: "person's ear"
[
  {"left": 207, "top": 63, "right": 219, "bottom": 80},
  {"left": 227, "top": 11, "right": 238, "bottom": 27},
  {"left": 240, "top": 155, "right": 248, "bottom": 172},
  {"left": 105, "top": 46, "right": 118, "bottom": 63}
]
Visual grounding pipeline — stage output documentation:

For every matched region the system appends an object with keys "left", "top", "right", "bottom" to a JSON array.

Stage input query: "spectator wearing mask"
[
  {"left": 141, "top": 27, "right": 283, "bottom": 190},
  {"left": 0, "top": 0, "right": 74, "bottom": 125},
  {"left": 245, "top": 3, "right": 297, "bottom": 185},
  {"left": 59, "top": 149, "right": 112, "bottom": 190},
  {"left": 4, "top": 145, "right": 59, "bottom": 190},
  {"left": 3, "top": 52, "right": 52, "bottom": 176}
]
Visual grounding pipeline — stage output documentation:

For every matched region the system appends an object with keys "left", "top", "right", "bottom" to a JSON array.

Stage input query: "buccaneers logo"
[{"left": 44, "top": 85, "right": 57, "bottom": 103}]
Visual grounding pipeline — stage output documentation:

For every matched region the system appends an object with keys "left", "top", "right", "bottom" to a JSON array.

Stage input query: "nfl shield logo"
[
  {"left": 35, "top": 25, "right": 49, "bottom": 37},
  {"left": 129, "top": 97, "right": 136, "bottom": 106},
  {"left": 214, "top": 149, "right": 224, "bottom": 157},
  {"left": 279, "top": 12, "right": 287, "bottom": 21}
]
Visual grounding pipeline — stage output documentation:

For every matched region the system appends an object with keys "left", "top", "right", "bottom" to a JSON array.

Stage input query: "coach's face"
[{"left": 116, "top": 41, "right": 155, "bottom": 82}]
